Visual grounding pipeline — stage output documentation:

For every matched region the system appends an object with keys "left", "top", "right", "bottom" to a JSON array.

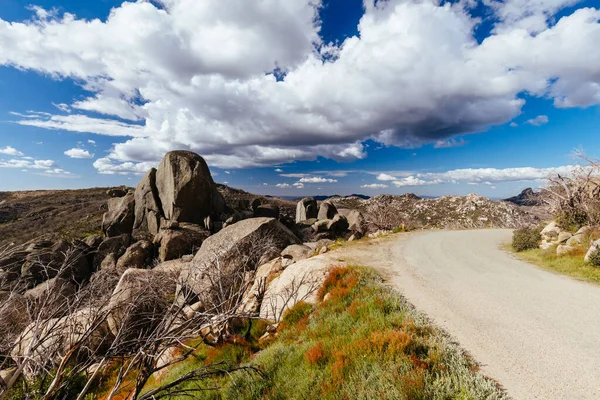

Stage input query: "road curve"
[{"left": 328, "top": 229, "right": 600, "bottom": 400}]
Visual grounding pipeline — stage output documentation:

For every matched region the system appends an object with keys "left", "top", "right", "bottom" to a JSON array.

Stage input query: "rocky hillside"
[{"left": 333, "top": 193, "right": 541, "bottom": 230}]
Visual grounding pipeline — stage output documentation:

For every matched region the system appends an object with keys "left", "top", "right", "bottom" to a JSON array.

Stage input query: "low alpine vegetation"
[{"left": 225, "top": 266, "right": 506, "bottom": 400}]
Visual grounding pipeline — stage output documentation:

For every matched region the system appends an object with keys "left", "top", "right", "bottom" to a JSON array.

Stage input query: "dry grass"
[{"left": 506, "top": 243, "right": 600, "bottom": 285}]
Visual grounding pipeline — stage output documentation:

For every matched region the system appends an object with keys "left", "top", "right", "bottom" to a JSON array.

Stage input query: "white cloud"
[
  {"left": 88, "top": 140, "right": 96, "bottom": 145},
  {"left": 293, "top": 182, "right": 305, "bottom": 188},
  {"left": 275, "top": 183, "right": 291, "bottom": 188},
  {"left": 376, "top": 165, "right": 577, "bottom": 187},
  {"left": 274, "top": 168, "right": 283, "bottom": 173},
  {"left": 93, "top": 157, "right": 156, "bottom": 175},
  {"left": 0, "top": 157, "right": 75, "bottom": 177},
  {"left": 392, "top": 177, "right": 440, "bottom": 187},
  {"left": 376, "top": 173, "right": 397, "bottom": 182},
  {"left": 298, "top": 177, "right": 337, "bottom": 183},
  {"left": 0, "top": 1, "right": 599, "bottom": 171},
  {"left": 434, "top": 138, "right": 467, "bottom": 149},
  {"left": 361, "top": 183, "right": 388, "bottom": 189},
  {"left": 526, "top": 115, "right": 549, "bottom": 126},
  {"left": 64, "top": 148, "right": 94, "bottom": 159},
  {"left": 0, "top": 146, "right": 24, "bottom": 156},
  {"left": 52, "top": 102, "right": 71, "bottom": 113},
  {"left": 510, "top": 122, "right": 518, "bottom": 127}
]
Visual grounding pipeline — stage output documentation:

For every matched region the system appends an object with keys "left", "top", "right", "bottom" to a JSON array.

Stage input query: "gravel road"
[{"left": 329, "top": 229, "right": 600, "bottom": 400}]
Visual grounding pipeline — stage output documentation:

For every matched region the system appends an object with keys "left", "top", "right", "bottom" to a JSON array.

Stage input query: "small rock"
[
  {"left": 584, "top": 239, "right": 600, "bottom": 263},
  {"left": 255, "top": 204, "right": 280, "bottom": 219},
  {"left": 556, "top": 244, "right": 574, "bottom": 256},
  {"left": 557, "top": 231, "right": 572, "bottom": 243},
  {"left": 318, "top": 246, "right": 329, "bottom": 255}
]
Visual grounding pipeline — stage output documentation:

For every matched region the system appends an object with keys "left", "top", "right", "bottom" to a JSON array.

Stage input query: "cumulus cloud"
[
  {"left": 0, "top": 157, "right": 76, "bottom": 177},
  {"left": 274, "top": 168, "right": 283, "bottom": 173},
  {"left": 526, "top": 115, "right": 549, "bottom": 126},
  {"left": 64, "top": 148, "right": 94, "bottom": 159},
  {"left": 0, "top": 146, "right": 24, "bottom": 156},
  {"left": 298, "top": 177, "right": 338, "bottom": 183},
  {"left": 275, "top": 183, "right": 291, "bottom": 188},
  {"left": 0, "top": 1, "right": 599, "bottom": 172},
  {"left": 376, "top": 173, "right": 398, "bottom": 182},
  {"left": 378, "top": 165, "right": 577, "bottom": 187},
  {"left": 293, "top": 182, "right": 305, "bottom": 188},
  {"left": 361, "top": 183, "right": 388, "bottom": 189}
]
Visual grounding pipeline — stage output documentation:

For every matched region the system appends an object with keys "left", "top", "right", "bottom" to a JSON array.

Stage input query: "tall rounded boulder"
[
  {"left": 156, "top": 151, "right": 225, "bottom": 225},
  {"left": 102, "top": 193, "right": 135, "bottom": 238},
  {"left": 134, "top": 168, "right": 163, "bottom": 235},
  {"left": 296, "top": 197, "right": 318, "bottom": 223}
]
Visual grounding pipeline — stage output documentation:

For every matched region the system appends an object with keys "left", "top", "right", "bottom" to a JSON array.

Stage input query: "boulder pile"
[{"left": 0, "top": 150, "right": 346, "bottom": 382}]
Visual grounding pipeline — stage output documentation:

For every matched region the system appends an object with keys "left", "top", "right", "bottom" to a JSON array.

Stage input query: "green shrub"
[
  {"left": 512, "top": 227, "right": 541, "bottom": 252},
  {"left": 588, "top": 248, "right": 600, "bottom": 267},
  {"left": 281, "top": 301, "right": 313, "bottom": 328}
]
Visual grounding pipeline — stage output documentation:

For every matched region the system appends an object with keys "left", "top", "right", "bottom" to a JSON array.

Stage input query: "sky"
[{"left": 0, "top": 0, "right": 599, "bottom": 198}]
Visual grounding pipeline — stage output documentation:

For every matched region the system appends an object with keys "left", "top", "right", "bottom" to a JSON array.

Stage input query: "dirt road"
[{"left": 328, "top": 229, "right": 600, "bottom": 400}]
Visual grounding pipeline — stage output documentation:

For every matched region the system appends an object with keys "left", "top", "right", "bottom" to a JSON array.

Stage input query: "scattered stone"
[
  {"left": 318, "top": 246, "right": 329, "bottom": 255},
  {"left": 541, "top": 221, "right": 562, "bottom": 242},
  {"left": 557, "top": 244, "right": 574, "bottom": 256},
  {"left": 584, "top": 239, "right": 600, "bottom": 263},
  {"left": 156, "top": 151, "right": 225, "bottom": 225},
  {"left": 296, "top": 197, "right": 318, "bottom": 223},
  {"left": 557, "top": 231, "right": 572, "bottom": 243},
  {"left": 102, "top": 193, "right": 135, "bottom": 237}
]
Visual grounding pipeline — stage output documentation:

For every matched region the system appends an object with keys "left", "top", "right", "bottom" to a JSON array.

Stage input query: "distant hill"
[{"left": 504, "top": 188, "right": 545, "bottom": 206}]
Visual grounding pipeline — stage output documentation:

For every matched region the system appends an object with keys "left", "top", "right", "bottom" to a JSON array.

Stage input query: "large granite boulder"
[
  {"left": 317, "top": 202, "right": 338, "bottom": 220},
  {"left": 23, "top": 277, "right": 77, "bottom": 310},
  {"left": 102, "top": 193, "right": 135, "bottom": 237},
  {"left": 182, "top": 218, "right": 300, "bottom": 296},
  {"left": 260, "top": 256, "right": 338, "bottom": 322},
  {"left": 156, "top": 151, "right": 225, "bottom": 225},
  {"left": 153, "top": 223, "right": 210, "bottom": 262},
  {"left": 340, "top": 209, "right": 367, "bottom": 235},
  {"left": 327, "top": 214, "right": 349, "bottom": 233},
  {"left": 11, "top": 307, "right": 112, "bottom": 369},
  {"left": 134, "top": 168, "right": 163, "bottom": 235},
  {"left": 106, "top": 268, "right": 175, "bottom": 337},
  {"left": 296, "top": 197, "right": 318, "bottom": 223}
]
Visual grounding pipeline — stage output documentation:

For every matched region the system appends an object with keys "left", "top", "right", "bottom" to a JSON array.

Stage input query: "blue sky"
[{"left": 0, "top": 0, "right": 598, "bottom": 198}]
